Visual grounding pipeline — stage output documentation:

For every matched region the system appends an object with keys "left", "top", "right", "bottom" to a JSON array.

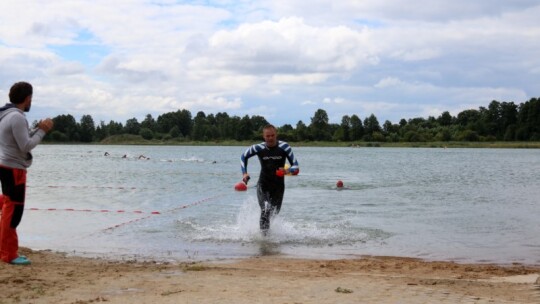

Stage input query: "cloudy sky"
[{"left": 1, "top": 1, "right": 539, "bottom": 127}]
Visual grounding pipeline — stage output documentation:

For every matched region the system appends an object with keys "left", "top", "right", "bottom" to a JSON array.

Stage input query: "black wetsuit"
[{"left": 241, "top": 141, "right": 299, "bottom": 232}]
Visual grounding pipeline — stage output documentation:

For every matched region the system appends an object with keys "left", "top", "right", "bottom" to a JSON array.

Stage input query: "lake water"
[{"left": 18, "top": 145, "right": 540, "bottom": 265}]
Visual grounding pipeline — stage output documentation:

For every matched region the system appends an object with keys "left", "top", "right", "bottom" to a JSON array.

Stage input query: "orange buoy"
[{"left": 234, "top": 181, "right": 247, "bottom": 191}]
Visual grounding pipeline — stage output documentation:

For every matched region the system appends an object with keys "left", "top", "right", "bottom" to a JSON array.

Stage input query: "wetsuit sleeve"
[
  {"left": 279, "top": 141, "right": 299, "bottom": 168},
  {"left": 240, "top": 143, "right": 263, "bottom": 174}
]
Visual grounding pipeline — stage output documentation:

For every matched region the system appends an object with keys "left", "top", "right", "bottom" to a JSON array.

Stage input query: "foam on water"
[{"left": 173, "top": 196, "right": 385, "bottom": 251}]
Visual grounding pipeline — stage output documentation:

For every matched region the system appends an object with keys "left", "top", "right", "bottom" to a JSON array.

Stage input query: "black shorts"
[{"left": 0, "top": 166, "right": 27, "bottom": 228}]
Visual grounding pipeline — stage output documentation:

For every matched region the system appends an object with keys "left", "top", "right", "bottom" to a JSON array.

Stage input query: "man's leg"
[
  {"left": 0, "top": 167, "right": 27, "bottom": 264},
  {"left": 0, "top": 197, "right": 20, "bottom": 263},
  {"left": 257, "top": 186, "right": 285, "bottom": 234},
  {"left": 257, "top": 186, "right": 275, "bottom": 234}
]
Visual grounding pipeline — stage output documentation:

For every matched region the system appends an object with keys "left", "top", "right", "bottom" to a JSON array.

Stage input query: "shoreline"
[
  {"left": 2, "top": 247, "right": 539, "bottom": 303},
  {"left": 42, "top": 140, "right": 540, "bottom": 149}
]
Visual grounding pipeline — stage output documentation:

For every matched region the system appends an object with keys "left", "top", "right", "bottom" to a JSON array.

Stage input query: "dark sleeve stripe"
[
  {"left": 240, "top": 143, "right": 264, "bottom": 173},
  {"left": 279, "top": 141, "right": 299, "bottom": 166}
]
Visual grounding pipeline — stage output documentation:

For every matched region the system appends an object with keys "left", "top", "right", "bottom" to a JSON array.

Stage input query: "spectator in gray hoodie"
[{"left": 0, "top": 81, "right": 53, "bottom": 265}]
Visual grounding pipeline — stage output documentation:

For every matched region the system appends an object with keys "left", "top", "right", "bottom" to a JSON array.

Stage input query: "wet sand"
[{"left": 1, "top": 247, "right": 539, "bottom": 304}]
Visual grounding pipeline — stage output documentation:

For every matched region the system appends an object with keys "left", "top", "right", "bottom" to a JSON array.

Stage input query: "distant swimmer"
[
  {"left": 240, "top": 124, "right": 299, "bottom": 235},
  {"left": 335, "top": 180, "right": 350, "bottom": 190},
  {"left": 104, "top": 152, "right": 110, "bottom": 156},
  {"left": 138, "top": 155, "right": 149, "bottom": 160}
]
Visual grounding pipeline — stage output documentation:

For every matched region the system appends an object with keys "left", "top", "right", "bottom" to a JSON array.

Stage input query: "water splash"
[{"left": 173, "top": 197, "right": 383, "bottom": 247}]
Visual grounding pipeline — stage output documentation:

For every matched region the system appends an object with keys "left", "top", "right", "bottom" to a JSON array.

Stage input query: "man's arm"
[
  {"left": 279, "top": 141, "right": 299, "bottom": 175},
  {"left": 11, "top": 114, "right": 46, "bottom": 153},
  {"left": 240, "top": 143, "right": 264, "bottom": 174}
]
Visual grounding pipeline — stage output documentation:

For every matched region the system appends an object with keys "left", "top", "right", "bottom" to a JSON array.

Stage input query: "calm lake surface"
[{"left": 20, "top": 145, "right": 540, "bottom": 264}]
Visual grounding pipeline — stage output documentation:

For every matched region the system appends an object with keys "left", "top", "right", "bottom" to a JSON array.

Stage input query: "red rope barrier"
[
  {"left": 25, "top": 193, "right": 228, "bottom": 236},
  {"left": 28, "top": 185, "right": 155, "bottom": 190},
  {"left": 100, "top": 194, "right": 225, "bottom": 232},
  {"left": 27, "top": 207, "right": 161, "bottom": 214}
]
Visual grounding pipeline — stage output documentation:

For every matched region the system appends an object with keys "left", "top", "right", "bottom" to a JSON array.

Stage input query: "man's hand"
[
  {"left": 288, "top": 166, "right": 299, "bottom": 175},
  {"left": 38, "top": 118, "right": 54, "bottom": 133}
]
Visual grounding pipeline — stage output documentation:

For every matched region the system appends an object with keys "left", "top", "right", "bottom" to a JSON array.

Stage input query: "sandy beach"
[{"left": 0, "top": 247, "right": 539, "bottom": 304}]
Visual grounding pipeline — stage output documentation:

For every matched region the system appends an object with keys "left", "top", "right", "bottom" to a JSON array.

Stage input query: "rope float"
[
  {"left": 28, "top": 185, "right": 161, "bottom": 191},
  {"left": 25, "top": 181, "right": 232, "bottom": 236},
  {"left": 26, "top": 207, "right": 161, "bottom": 214},
  {"left": 100, "top": 194, "right": 225, "bottom": 232},
  {"left": 163, "top": 194, "right": 222, "bottom": 213},
  {"left": 102, "top": 214, "right": 156, "bottom": 232}
]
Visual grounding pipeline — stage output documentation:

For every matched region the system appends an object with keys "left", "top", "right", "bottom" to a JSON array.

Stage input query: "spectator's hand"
[{"left": 38, "top": 118, "right": 54, "bottom": 133}]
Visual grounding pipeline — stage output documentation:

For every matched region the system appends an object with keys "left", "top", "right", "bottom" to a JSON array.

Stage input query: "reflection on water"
[{"left": 257, "top": 240, "right": 281, "bottom": 256}]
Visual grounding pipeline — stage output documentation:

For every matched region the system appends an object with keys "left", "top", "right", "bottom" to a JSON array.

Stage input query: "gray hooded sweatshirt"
[{"left": 0, "top": 103, "right": 46, "bottom": 169}]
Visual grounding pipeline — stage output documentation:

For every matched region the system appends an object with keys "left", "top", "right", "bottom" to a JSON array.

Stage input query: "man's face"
[
  {"left": 263, "top": 128, "right": 277, "bottom": 147},
  {"left": 24, "top": 95, "right": 32, "bottom": 112}
]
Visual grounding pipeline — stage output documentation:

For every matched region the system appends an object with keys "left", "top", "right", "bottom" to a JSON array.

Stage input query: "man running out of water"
[{"left": 240, "top": 124, "right": 299, "bottom": 235}]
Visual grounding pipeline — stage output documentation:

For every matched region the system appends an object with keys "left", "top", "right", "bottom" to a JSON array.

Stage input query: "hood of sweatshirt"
[{"left": 0, "top": 103, "right": 19, "bottom": 120}]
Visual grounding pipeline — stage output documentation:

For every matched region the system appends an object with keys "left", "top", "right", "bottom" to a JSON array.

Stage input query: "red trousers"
[{"left": 0, "top": 166, "right": 26, "bottom": 263}]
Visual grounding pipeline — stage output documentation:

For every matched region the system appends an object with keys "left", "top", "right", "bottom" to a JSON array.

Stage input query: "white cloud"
[
  {"left": 322, "top": 97, "right": 345, "bottom": 104},
  {"left": 301, "top": 100, "right": 316, "bottom": 105},
  {"left": 206, "top": 17, "right": 376, "bottom": 75},
  {"left": 270, "top": 73, "right": 329, "bottom": 85},
  {"left": 374, "top": 77, "right": 405, "bottom": 88},
  {"left": 2, "top": 1, "right": 539, "bottom": 126}
]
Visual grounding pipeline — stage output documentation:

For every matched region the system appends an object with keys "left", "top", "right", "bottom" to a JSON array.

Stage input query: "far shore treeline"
[{"left": 40, "top": 97, "right": 540, "bottom": 144}]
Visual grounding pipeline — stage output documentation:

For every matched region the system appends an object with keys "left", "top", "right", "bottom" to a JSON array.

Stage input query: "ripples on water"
[{"left": 19, "top": 145, "right": 540, "bottom": 264}]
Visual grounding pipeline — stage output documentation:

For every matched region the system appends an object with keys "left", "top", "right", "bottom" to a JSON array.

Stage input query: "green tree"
[
  {"left": 278, "top": 124, "right": 294, "bottom": 141},
  {"left": 437, "top": 111, "right": 453, "bottom": 126},
  {"left": 295, "top": 120, "right": 310, "bottom": 141},
  {"left": 141, "top": 114, "right": 157, "bottom": 132},
  {"left": 192, "top": 111, "right": 208, "bottom": 141},
  {"left": 169, "top": 126, "right": 181, "bottom": 138},
  {"left": 337, "top": 115, "right": 351, "bottom": 141},
  {"left": 215, "top": 112, "right": 232, "bottom": 139},
  {"left": 500, "top": 101, "right": 518, "bottom": 140},
  {"left": 363, "top": 114, "right": 381, "bottom": 141},
  {"left": 350, "top": 114, "right": 364, "bottom": 141},
  {"left": 49, "top": 130, "right": 69, "bottom": 142},
  {"left": 94, "top": 121, "right": 108, "bottom": 141},
  {"left": 517, "top": 97, "right": 540, "bottom": 140},
  {"left": 457, "top": 109, "right": 480, "bottom": 127},
  {"left": 52, "top": 114, "right": 78, "bottom": 141},
  {"left": 403, "top": 130, "right": 424, "bottom": 142},
  {"left": 157, "top": 109, "right": 192, "bottom": 137},
  {"left": 457, "top": 130, "right": 480, "bottom": 141},
  {"left": 251, "top": 115, "right": 269, "bottom": 132},
  {"left": 435, "top": 127, "right": 453, "bottom": 141},
  {"left": 106, "top": 120, "right": 123, "bottom": 136},
  {"left": 237, "top": 115, "right": 253, "bottom": 140},
  {"left": 310, "top": 109, "right": 331, "bottom": 141},
  {"left": 383, "top": 120, "right": 398, "bottom": 135},
  {"left": 79, "top": 115, "right": 95, "bottom": 142},
  {"left": 139, "top": 128, "right": 154, "bottom": 140},
  {"left": 124, "top": 118, "right": 141, "bottom": 135}
]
